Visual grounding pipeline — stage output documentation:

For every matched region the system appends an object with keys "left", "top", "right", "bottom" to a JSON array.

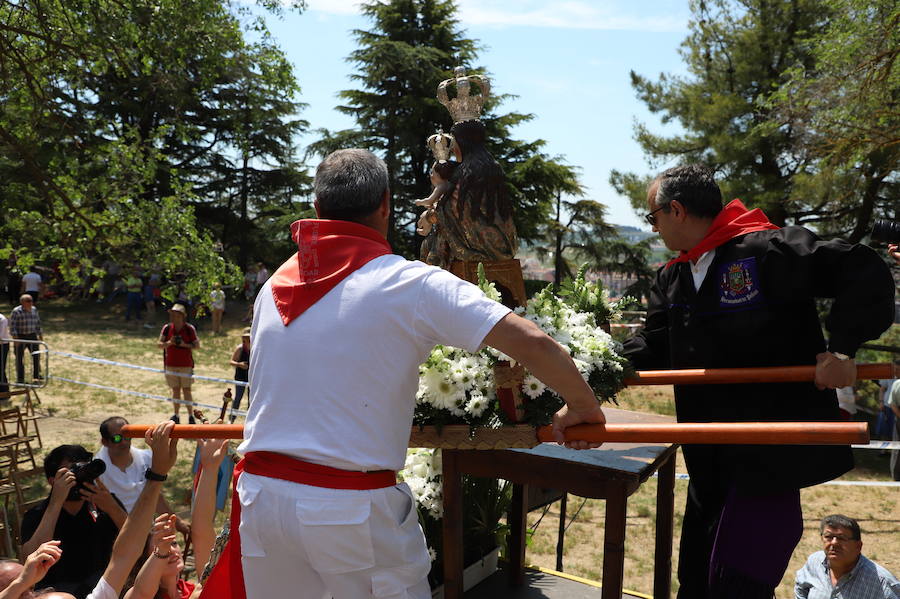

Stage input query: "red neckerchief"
[
  {"left": 161, "top": 579, "right": 195, "bottom": 599},
  {"left": 665, "top": 199, "right": 779, "bottom": 269},
  {"left": 198, "top": 454, "right": 396, "bottom": 599},
  {"left": 269, "top": 219, "right": 392, "bottom": 325}
]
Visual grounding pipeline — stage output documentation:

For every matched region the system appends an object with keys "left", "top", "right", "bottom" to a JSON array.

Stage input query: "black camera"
[
  {"left": 871, "top": 219, "right": 900, "bottom": 244},
  {"left": 173, "top": 335, "right": 183, "bottom": 346},
  {"left": 67, "top": 459, "right": 107, "bottom": 501}
]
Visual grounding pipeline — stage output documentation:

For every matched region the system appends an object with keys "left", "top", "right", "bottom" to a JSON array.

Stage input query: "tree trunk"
[
  {"left": 238, "top": 151, "right": 250, "bottom": 268},
  {"left": 848, "top": 159, "right": 886, "bottom": 243},
  {"left": 553, "top": 192, "right": 563, "bottom": 290}
]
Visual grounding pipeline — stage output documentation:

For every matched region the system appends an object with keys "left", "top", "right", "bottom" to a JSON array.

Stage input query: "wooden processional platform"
[{"left": 464, "top": 566, "right": 649, "bottom": 599}]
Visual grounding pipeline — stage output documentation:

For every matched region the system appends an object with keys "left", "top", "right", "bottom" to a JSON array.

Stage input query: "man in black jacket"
[{"left": 623, "top": 165, "right": 895, "bottom": 598}]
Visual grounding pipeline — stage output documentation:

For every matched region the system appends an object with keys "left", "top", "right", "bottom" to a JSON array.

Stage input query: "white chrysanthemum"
[
  {"left": 552, "top": 329, "right": 573, "bottom": 346},
  {"left": 450, "top": 362, "right": 476, "bottom": 388},
  {"left": 428, "top": 547, "right": 437, "bottom": 562},
  {"left": 522, "top": 374, "right": 546, "bottom": 399},
  {"left": 572, "top": 358, "right": 591, "bottom": 375},
  {"left": 465, "top": 393, "right": 488, "bottom": 417},
  {"left": 430, "top": 375, "right": 463, "bottom": 410}
]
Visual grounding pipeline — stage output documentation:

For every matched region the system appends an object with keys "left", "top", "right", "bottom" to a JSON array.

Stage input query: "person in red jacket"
[{"left": 158, "top": 304, "right": 200, "bottom": 424}]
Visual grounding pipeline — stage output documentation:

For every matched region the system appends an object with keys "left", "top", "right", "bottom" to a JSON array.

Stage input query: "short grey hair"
[
  {"left": 655, "top": 164, "right": 723, "bottom": 219},
  {"left": 820, "top": 514, "right": 861, "bottom": 540},
  {"left": 314, "top": 149, "right": 389, "bottom": 221}
]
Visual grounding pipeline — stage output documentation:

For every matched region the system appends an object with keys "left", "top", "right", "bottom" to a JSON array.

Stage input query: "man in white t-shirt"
[
  {"left": 19, "top": 266, "right": 43, "bottom": 304},
  {"left": 95, "top": 416, "right": 189, "bottom": 535},
  {"left": 0, "top": 422, "right": 179, "bottom": 599},
  {"left": 201, "top": 149, "right": 606, "bottom": 599}
]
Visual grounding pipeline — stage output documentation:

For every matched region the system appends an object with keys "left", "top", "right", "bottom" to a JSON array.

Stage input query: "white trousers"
[{"left": 237, "top": 472, "right": 432, "bottom": 599}]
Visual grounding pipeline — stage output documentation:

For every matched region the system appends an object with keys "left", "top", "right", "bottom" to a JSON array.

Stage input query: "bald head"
[{"left": 0, "top": 559, "right": 23, "bottom": 590}]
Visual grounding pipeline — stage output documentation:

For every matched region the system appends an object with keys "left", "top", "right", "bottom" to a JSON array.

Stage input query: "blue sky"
[{"left": 259, "top": 0, "right": 693, "bottom": 229}]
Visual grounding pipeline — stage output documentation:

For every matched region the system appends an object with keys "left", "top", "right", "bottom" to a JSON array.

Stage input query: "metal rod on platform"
[
  {"left": 625, "top": 363, "right": 893, "bottom": 386},
  {"left": 122, "top": 421, "right": 868, "bottom": 446}
]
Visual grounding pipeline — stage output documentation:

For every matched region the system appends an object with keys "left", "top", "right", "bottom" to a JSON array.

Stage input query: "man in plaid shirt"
[
  {"left": 10, "top": 294, "right": 43, "bottom": 383},
  {"left": 795, "top": 514, "right": 900, "bottom": 598}
]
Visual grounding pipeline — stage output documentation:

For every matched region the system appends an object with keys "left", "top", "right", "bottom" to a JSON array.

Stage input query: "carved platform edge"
[{"left": 408, "top": 424, "right": 539, "bottom": 449}]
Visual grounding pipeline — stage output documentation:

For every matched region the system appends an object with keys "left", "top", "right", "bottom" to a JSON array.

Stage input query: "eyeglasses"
[
  {"left": 105, "top": 433, "right": 125, "bottom": 444},
  {"left": 822, "top": 533, "right": 855, "bottom": 543},
  {"left": 645, "top": 206, "right": 667, "bottom": 226}
]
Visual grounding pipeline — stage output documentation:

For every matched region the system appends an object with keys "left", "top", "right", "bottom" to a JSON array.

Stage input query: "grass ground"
[{"left": 3, "top": 297, "right": 898, "bottom": 598}]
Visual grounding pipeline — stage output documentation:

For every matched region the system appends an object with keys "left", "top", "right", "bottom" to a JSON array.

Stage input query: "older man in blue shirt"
[{"left": 795, "top": 514, "right": 899, "bottom": 598}]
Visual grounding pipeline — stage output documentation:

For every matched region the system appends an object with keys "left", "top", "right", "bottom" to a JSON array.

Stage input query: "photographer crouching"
[
  {"left": 19, "top": 446, "right": 126, "bottom": 598},
  {"left": 3, "top": 422, "right": 179, "bottom": 599}
]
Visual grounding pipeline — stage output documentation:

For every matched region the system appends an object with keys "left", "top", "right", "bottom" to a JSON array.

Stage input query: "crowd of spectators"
[
  {"left": 2, "top": 416, "right": 897, "bottom": 598},
  {"left": 1, "top": 418, "right": 230, "bottom": 599}
]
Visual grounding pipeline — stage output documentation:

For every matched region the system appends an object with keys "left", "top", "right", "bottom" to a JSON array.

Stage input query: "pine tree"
[
  {"left": 610, "top": 0, "right": 829, "bottom": 227},
  {"left": 310, "top": 0, "right": 589, "bottom": 258}
]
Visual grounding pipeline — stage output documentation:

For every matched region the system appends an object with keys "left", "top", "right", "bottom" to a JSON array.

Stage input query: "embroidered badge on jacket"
[{"left": 718, "top": 257, "right": 763, "bottom": 307}]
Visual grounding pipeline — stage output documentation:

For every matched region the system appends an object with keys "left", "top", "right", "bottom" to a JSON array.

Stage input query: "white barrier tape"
[
  {"left": 49, "top": 350, "right": 248, "bottom": 387},
  {"left": 666, "top": 472, "right": 900, "bottom": 487},
  {"left": 852, "top": 441, "right": 900, "bottom": 451},
  {"left": 49, "top": 375, "right": 248, "bottom": 417}
]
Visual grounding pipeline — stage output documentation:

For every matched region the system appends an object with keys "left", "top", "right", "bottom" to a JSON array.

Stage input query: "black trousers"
[
  {"left": 14, "top": 333, "right": 41, "bottom": 382},
  {"left": 0, "top": 343, "right": 8, "bottom": 393},
  {"left": 677, "top": 479, "right": 801, "bottom": 599}
]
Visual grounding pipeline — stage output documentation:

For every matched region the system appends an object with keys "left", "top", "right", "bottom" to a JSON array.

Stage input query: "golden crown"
[
  {"left": 437, "top": 66, "right": 490, "bottom": 123},
  {"left": 427, "top": 130, "right": 454, "bottom": 162}
]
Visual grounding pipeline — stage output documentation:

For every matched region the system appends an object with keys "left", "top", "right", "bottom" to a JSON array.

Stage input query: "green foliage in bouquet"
[
  {"left": 414, "top": 265, "right": 634, "bottom": 429},
  {"left": 405, "top": 265, "right": 636, "bottom": 587}
]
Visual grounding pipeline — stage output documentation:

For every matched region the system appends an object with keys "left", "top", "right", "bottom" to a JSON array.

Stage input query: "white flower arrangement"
[
  {"left": 403, "top": 267, "right": 634, "bottom": 585},
  {"left": 401, "top": 448, "right": 444, "bottom": 519},
  {"left": 413, "top": 266, "right": 633, "bottom": 429}
]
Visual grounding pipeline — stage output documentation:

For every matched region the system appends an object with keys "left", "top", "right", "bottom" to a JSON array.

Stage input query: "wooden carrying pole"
[
  {"left": 624, "top": 363, "right": 893, "bottom": 386},
  {"left": 534, "top": 421, "right": 868, "bottom": 445},
  {"left": 120, "top": 421, "right": 868, "bottom": 446}
]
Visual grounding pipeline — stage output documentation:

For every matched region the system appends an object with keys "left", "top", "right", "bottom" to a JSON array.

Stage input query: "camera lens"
[
  {"left": 871, "top": 219, "right": 900, "bottom": 244},
  {"left": 67, "top": 459, "right": 107, "bottom": 501}
]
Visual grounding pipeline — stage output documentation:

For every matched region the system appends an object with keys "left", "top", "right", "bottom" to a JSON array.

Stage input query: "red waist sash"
[{"left": 199, "top": 452, "right": 397, "bottom": 599}]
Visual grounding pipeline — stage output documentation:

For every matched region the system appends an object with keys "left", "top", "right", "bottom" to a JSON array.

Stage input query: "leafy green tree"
[
  {"left": 191, "top": 41, "right": 312, "bottom": 269},
  {"left": 766, "top": 0, "right": 899, "bottom": 240},
  {"left": 310, "top": 0, "right": 590, "bottom": 258},
  {"left": 610, "top": 0, "right": 829, "bottom": 227},
  {"left": 0, "top": 0, "right": 306, "bottom": 296}
]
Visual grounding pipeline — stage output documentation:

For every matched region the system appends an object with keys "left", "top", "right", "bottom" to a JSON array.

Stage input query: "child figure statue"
[{"left": 415, "top": 160, "right": 457, "bottom": 236}]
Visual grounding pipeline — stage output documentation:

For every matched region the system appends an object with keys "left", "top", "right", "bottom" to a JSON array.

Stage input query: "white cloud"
[
  {"left": 302, "top": 0, "right": 688, "bottom": 32},
  {"left": 456, "top": 1, "right": 686, "bottom": 32},
  {"left": 304, "top": 0, "right": 362, "bottom": 15}
]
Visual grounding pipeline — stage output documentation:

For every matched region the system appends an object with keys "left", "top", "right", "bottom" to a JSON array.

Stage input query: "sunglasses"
[
  {"left": 645, "top": 206, "right": 667, "bottom": 226},
  {"left": 105, "top": 433, "right": 125, "bottom": 444}
]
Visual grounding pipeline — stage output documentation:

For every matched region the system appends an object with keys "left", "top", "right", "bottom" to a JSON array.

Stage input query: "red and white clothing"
[
  {"left": 241, "top": 255, "right": 509, "bottom": 471},
  {"left": 160, "top": 323, "right": 197, "bottom": 368},
  {"left": 234, "top": 225, "right": 509, "bottom": 598}
]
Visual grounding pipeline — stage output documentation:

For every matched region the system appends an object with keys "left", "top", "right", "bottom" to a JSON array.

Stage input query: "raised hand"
[
  {"left": 17, "top": 540, "right": 62, "bottom": 588},
  {"left": 145, "top": 420, "right": 178, "bottom": 476},
  {"left": 198, "top": 437, "right": 229, "bottom": 469}
]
